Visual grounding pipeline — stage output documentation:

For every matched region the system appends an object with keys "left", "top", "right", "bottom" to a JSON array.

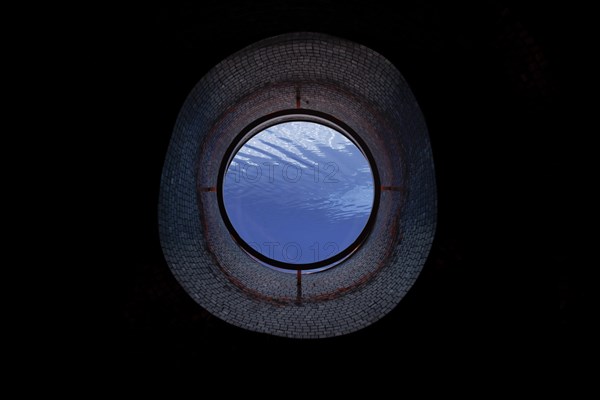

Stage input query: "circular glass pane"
[{"left": 222, "top": 121, "right": 375, "bottom": 268}]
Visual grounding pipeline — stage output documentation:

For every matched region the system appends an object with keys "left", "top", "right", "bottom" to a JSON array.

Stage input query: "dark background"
[{"left": 85, "top": 0, "right": 588, "bottom": 370}]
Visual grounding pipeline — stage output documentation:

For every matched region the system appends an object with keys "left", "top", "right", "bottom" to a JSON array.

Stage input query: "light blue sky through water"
[{"left": 223, "top": 121, "right": 374, "bottom": 264}]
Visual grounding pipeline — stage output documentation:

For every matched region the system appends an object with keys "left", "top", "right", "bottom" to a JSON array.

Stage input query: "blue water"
[{"left": 223, "top": 121, "right": 374, "bottom": 265}]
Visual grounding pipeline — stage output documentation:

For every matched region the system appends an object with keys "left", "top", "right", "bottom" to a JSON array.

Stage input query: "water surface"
[{"left": 223, "top": 121, "right": 374, "bottom": 265}]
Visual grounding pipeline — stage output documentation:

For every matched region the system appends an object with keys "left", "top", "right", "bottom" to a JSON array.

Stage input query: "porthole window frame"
[{"left": 215, "top": 109, "right": 382, "bottom": 272}]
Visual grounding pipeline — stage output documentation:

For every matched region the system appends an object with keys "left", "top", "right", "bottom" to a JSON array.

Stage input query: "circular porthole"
[
  {"left": 159, "top": 33, "right": 436, "bottom": 338},
  {"left": 219, "top": 111, "right": 380, "bottom": 272}
]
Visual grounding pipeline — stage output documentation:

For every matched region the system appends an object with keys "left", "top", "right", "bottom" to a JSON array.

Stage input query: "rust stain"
[
  {"left": 219, "top": 265, "right": 294, "bottom": 306},
  {"left": 381, "top": 185, "right": 403, "bottom": 191},
  {"left": 295, "top": 86, "right": 301, "bottom": 109},
  {"left": 296, "top": 269, "right": 302, "bottom": 304}
]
